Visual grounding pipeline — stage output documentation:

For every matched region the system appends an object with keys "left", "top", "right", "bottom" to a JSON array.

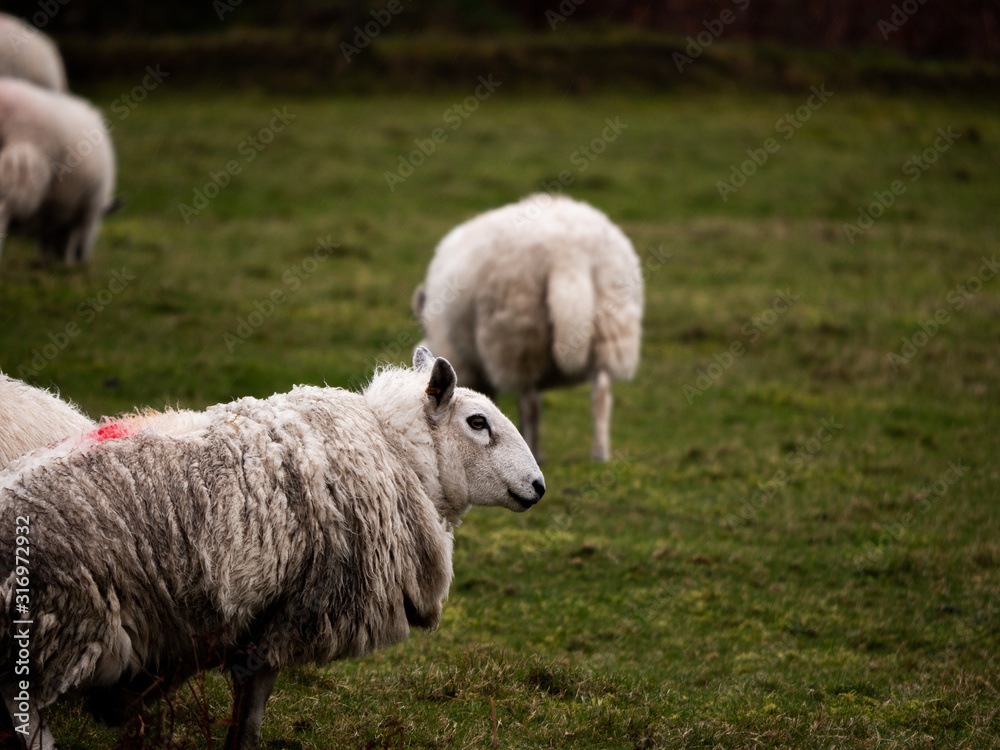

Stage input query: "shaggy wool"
[{"left": 0, "top": 384, "right": 452, "bottom": 709}]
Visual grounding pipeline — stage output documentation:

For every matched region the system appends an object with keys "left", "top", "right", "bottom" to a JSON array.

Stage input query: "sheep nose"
[{"left": 532, "top": 478, "right": 546, "bottom": 499}]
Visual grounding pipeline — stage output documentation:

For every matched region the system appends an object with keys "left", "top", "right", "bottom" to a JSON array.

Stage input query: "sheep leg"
[
  {"left": 518, "top": 388, "right": 542, "bottom": 462},
  {"left": 0, "top": 695, "right": 18, "bottom": 749},
  {"left": 224, "top": 665, "right": 279, "bottom": 750},
  {"left": 591, "top": 370, "right": 612, "bottom": 462},
  {"left": 67, "top": 213, "right": 103, "bottom": 264},
  {"left": 38, "top": 227, "right": 70, "bottom": 264},
  {"left": 1, "top": 688, "right": 54, "bottom": 750}
]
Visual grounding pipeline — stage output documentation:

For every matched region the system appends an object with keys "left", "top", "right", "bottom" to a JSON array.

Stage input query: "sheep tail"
[
  {"left": 547, "top": 263, "right": 595, "bottom": 376},
  {"left": 0, "top": 141, "right": 49, "bottom": 216}
]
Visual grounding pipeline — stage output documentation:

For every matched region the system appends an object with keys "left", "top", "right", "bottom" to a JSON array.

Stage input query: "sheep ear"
[
  {"left": 413, "top": 345, "right": 435, "bottom": 372},
  {"left": 425, "top": 357, "right": 456, "bottom": 411},
  {"left": 412, "top": 284, "right": 426, "bottom": 321}
]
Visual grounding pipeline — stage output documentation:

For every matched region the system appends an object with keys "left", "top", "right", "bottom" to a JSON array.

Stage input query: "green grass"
[{"left": 2, "top": 77, "right": 999, "bottom": 748}]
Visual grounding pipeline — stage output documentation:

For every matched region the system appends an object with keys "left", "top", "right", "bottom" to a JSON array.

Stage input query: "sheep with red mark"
[{"left": 0, "top": 348, "right": 544, "bottom": 750}]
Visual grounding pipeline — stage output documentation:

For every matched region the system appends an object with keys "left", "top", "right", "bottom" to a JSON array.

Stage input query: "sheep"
[
  {"left": 0, "top": 77, "right": 116, "bottom": 264},
  {"left": 0, "top": 14, "right": 67, "bottom": 92},
  {"left": 0, "top": 347, "right": 545, "bottom": 750},
  {"left": 0, "top": 373, "right": 93, "bottom": 470},
  {"left": 412, "top": 193, "right": 643, "bottom": 462}
]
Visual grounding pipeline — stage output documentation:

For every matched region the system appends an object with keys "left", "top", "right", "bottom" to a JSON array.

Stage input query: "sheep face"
[{"left": 416, "top": 346, "right": 545, "bottom": 514}]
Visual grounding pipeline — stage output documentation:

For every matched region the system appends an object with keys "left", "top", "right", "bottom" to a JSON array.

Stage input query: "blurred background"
[
  {"left": 9, "top": 0, "right": 1000, "bottom": 93},
  {"left": 3, "top": 2, "right": 1000, "bottom": 748}
]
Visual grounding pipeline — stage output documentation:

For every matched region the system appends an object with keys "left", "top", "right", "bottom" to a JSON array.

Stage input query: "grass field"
[{"left": 2, "top": 70, "right": 999, "bottom": 748}]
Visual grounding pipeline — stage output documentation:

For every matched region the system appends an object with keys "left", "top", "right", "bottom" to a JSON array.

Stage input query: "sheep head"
[{"left": 414, "top": 346, "right": 545, "bottom": 515}]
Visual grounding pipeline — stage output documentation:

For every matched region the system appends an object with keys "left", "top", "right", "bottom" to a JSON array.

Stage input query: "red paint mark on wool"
[{"left": 85, "top": 420, "right": 136, "bottom": 443}]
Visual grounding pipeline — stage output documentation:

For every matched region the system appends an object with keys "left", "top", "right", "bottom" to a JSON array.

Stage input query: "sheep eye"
[{"left": 467, "top": 415, "right": 488, "bottom": 431}]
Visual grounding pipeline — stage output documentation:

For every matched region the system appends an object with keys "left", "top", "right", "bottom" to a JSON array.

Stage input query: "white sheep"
[
  {"left": 413, "top": 193, "right": 643, "bottom": 462},
  {"left": 0, "top": 347, "right": 544, "bottom": 750},
  {"left": 0, "top": 373, "right": 93, "bottom": 469},
  {"left": 0, "top": 14, "right": 67, "bottom": 92},
  {"left": 0, "top": 77, "right": 116, "bottom": 264}
]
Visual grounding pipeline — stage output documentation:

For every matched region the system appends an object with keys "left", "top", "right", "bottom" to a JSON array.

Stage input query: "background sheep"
[
  {"left": 0, "top": 347, "right": 544, "bottom": 750},
  {"left": 413, "top": 193, "right": 643, "bottom": 462},
  {"left": 0, "top": 77, "right": 116, "bottom": 264},
  {"left": 0, "top": 373, "right": 93, "bottom": 469},
  {"left": 0, "top": 14, "right": 67, "bottom": 92}
]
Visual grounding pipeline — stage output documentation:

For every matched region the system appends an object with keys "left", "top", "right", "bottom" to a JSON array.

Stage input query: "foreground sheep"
[
  {"left": 0, "top": 373, "right": 93, "bottom": 469},
  {"left": 0, "top": 14, "right": 67, "bottom": 91},
  {"left": 413, "top": 194, "right": 643, "bottom": 462},
  {"left": 0, "top": 77, "right": 116, "bottom": 264},
  {"left": 0, "top": 348, "right": 544, "bottom": 750}
]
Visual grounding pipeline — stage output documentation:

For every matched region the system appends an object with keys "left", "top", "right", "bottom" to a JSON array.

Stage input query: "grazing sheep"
[
  {"left": 0, "top": 373, "right": 93, "bottom": 469},
  {"left": 0, "top": 347, "right": 544, "bottom": 750},
  {"left": 413, "top": 193, "right": 643, "bottom": 462},
  {"left": 0, "top": 14, "right": 67, "bottom": 92},
  {"left": 0, "top": 77, "right": 116, "bottom": 264}
]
